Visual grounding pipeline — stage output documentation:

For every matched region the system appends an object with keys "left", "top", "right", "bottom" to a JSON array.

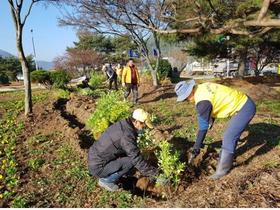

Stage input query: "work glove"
[
  {"left": 122, "top": 83, "right": 126, "bottom": 87},
  {"left": 188, "top": 148, "right": 200, "bottom": 165}
]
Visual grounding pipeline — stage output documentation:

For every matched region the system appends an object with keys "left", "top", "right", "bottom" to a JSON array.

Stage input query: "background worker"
[
  {"left": 102, "top": 63, "right": 118, "bottom": 90},
  {"left": 175, "top": 80, "right": 256, "bottom": 179},
  {"left": 88, "top": 109, "right": 158, "bottom": 192},
  {"left": 122, "top": 59, "right": 140, "bottom": 104},
  {"left": 115, "top": 63, "right": 123, "bottom": 84}
]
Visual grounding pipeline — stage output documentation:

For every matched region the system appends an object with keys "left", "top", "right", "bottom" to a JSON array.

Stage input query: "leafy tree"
[
  {"left": 187, "top": 30, "right": 280, "bottom": 76},
  {"left": 0, "top": 55, "right": 36, "bottom": 81},
  {"left": 111, "top": 35, "right": 138, "bottom": 63},
  {"left": 73, "top": 31, "right": 115, "bottom": 53},
  {"left": 155, "top": 0, "right": 280, "bottom": 36},
  {"left": 147, "top": 0, "right": 280, "bottom": 77}
]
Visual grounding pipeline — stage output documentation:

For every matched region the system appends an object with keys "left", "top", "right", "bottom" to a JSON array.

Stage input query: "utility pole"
[{"left": 31, "top": 29, "right": 38, "bottom": 70}]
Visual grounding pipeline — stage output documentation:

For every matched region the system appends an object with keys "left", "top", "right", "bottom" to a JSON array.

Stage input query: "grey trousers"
[
  {"left": 98, "top": 157, "right": 134, "bottom": 179},
  {"left": 124, "top": 83, "right": 138, "bottom": 103}
]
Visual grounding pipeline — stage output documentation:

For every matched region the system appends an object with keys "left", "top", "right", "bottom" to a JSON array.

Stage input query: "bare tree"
[
  {"left": 67, "top": 48, "right": 104, "bottom": 75},
  {"left": 60, "top": 0, "right": 168, "bottom": 86},
  {"left": 54, "top": 48, "right": 103, "bottom": 77},
  {"left": 8, "top": 0, "right": 57, "bottom": 115},
  {"left": 53, "top": 54, "right": 69, "bottom": 71}
]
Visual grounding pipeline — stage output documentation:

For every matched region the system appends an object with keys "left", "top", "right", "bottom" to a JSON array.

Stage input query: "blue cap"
[{"left": 175, "top": 80, "right": 195, "bottom": 102}]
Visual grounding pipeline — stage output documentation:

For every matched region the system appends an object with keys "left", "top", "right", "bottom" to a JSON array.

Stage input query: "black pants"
[
  {"left": 124, "top": 83, "right": 138, "bottom": 103},
  {"left": 109, "top": 77, "right": 118, "bottom": 90}
]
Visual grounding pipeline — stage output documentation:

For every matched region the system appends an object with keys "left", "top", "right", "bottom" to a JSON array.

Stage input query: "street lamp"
[{"left": 31, "top": 29, "right": 38, "bottom": 70}]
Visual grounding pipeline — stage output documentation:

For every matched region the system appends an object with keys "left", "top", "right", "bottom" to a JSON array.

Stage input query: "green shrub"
[
  {"left": 89, "top": 72, "right": 105, "bottom": 89},
  {"left": 87, "top": 91, "right": 131, "bottom": 139},
  {"left": 156, "top": 140, "right": 185, "bottom": 187},
  {"left": 137, "top": 130, "right": 156, "bottom": 151},
  {"left": 50, "top": 71, "right": 70, "bottom": 89},
  {"left": 151, "top": 59, "right": 172, "bottom": 81},
  {"left": 77, "top": 87, "right": 95, "bottom": 96},
  {"left": 31, "top": 70, "right": 51, "bottom": 86},
  {"left": 0, "top": 72, "right": 9, "bottom": 84}
]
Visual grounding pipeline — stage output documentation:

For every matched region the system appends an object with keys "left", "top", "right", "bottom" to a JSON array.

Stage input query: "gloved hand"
[
  {"left": 122, "top": 83, "right": 126, "bottom": 87},
  {"left": 188, "top": 148, "right": 200, "bottom": 165}
]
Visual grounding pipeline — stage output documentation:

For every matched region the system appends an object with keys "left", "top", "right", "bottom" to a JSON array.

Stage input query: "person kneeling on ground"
[
  {"left": 175, "top": 80, "right": 256, "bottom": 179},
  {"left": 88, "top": 108, "right": 158, "bottom": 191}
]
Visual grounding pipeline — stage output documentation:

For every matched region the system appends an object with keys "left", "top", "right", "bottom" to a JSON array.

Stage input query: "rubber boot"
[
  {"left": 98, "top": 172, "right": 121, "bottom": 192},
  {"left": 210, "top": 149, "right": 234, "bottom": 180}
]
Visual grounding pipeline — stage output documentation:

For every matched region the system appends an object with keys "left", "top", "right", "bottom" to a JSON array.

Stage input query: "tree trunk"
[
  {"left": 238, "top": 49, "right": 247, "bottom": 77},
  {"left": 17, "top": 27, "right": 32, "bottom": 115},
  {"left": 151, "top": 69, "right": 158, "bottom": 87},
  {"left": 146, "top": 56, "right": 159, "bottom": 87},
  {"left": 153, "top": 32, "right": 161, "bottom": 86}
]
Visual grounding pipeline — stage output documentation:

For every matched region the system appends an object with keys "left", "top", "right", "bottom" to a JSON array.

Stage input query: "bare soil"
[{"left": 4, "top": 75, "right": 280, "bottom": 207}]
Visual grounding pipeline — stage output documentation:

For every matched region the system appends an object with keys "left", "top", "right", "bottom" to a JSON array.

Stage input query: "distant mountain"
[
  {"left": 0, "top": 49, "right": 53, "bottom": 70},
  {"left": 0, "top": 49, "right": 15, "bottom": 58},
  {"left": 37, "top": 60, "right": 53, "bottom": 70}
]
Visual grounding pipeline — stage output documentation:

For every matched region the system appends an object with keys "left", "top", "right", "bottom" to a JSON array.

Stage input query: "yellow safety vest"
[{"left": 194, "top": 83, "right": 248, "bottom": 118}]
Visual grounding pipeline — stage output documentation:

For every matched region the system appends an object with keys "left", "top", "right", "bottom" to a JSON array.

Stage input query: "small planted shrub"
[
  {"left": 89, "top": 71, "right": 106, "bottom": 89},
  {"left": 50, "top": 70, "right": 70, "bottom": 89},
  {"left": 0, "top": 72, "right": 9, "bottom": 84},
  {"left": 156, "top": 140, "right": 185, "bottom": 187},
  {"left": 137, "top": 130, "right": 157, "bottom": 151},
  {"left": 87, "top": 91, "right": 131, "bottom": 139},
  {"left": 151, "top": 59, "right": 172, "bottom": 81}
]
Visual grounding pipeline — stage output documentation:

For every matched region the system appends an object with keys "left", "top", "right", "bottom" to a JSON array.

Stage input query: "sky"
[{"left": 0, "top": 1, "right": 77, "bottom": 62}]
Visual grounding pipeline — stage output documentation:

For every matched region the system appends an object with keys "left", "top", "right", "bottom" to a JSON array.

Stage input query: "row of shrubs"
[{"left": 31, "top": 70, "right": 70, "bottom": 89}]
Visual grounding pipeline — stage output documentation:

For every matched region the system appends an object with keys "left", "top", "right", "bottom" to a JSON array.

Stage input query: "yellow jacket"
[
  {"left": 122, "top": 66, "right": 140, "bottom": 84},
  {"left": 194, "top": 83, "right": 248, "bottom": 118}
]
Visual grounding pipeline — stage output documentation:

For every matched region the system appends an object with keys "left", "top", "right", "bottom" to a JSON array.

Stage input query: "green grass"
[
  {"left": 260, "top": 100, "right": 280, "bottom": 114},
  {"left": 10, "top": 196, "right": 28, "bottom": 208}
]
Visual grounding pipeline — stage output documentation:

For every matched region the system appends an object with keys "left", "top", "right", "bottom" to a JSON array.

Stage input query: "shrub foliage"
[{"left": 86, "top": 91, "right": 131, "bottom": 139}]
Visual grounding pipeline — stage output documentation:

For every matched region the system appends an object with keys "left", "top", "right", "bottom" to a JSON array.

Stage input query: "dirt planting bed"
[{"left": 6, "top": 76, "right": 280, "bottom": 207}]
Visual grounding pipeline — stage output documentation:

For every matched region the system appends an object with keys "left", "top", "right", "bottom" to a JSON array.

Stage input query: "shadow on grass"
[{"left": 235, "top": 123, "right": 280, "bottom": 166}]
